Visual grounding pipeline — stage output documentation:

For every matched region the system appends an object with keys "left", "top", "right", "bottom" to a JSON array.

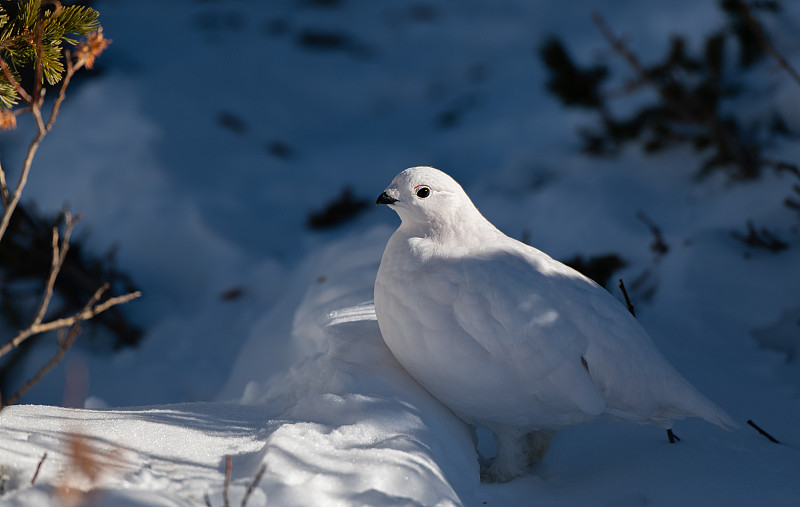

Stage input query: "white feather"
[{"left": 374, "top": 166, "right": 737, "bottom": 482}]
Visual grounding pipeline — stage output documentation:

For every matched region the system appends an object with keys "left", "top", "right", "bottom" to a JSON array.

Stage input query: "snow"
[{"left": 2, "top": 0, "right": 800, "bottom": 505}]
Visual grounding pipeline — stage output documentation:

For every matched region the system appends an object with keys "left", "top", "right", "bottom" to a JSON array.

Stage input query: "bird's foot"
[{"left": 480, "top": 429, "right": 554, "bottom": 483}]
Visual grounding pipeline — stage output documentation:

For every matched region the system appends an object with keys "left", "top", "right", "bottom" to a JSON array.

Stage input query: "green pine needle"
[
  {"left": 0, "top": 78, "right": 18, "bottom": 109},
  {"left": 0, "top": 0, "right": 103, "bottom": 107}
]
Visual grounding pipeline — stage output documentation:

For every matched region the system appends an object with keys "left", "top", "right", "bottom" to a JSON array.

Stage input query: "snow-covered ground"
[{"left": 2, "top": 0, "right": 800, "bottom": 505}]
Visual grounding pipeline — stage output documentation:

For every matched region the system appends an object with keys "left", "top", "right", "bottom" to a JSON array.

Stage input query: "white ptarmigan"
[{"left": 374, "top": 166, "right": 737, "bottom": 483}]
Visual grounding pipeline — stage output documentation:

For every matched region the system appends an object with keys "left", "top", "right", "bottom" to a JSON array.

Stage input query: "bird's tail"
[
  {"left": 694, "top": 398, "right": 739, "bottom": 431},
  {"left": 672, "top": 380, "right": 739, "bottom": 431}
]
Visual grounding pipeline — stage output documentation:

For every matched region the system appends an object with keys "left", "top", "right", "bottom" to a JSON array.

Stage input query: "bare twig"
[
  {"left": 591, "top": 13, "right": 648, "bottom": 77},
  {"left": 240, "top": 464, "right": 267, "bottom": 507},
  {"left": 45, "top": 50, "right": 79, "bottom": 134},
  {"left": 618, "top": 279, "right": 635, "bottom": 317},
  {"left": 0, "top": 118, "right": 47, "bottom": 242},
  {"left": 32, "top": 212, "right": 77, "bottom": 328},
  {"left": 747, "top": 419, "right": 780, "bottom": 443},
  {"left": 0, "top": 287, "right": 142, "bottom": 360},
  {"left": 737, "top": 1, "right": 800, "bottom": 89},
  {"left": 666, "top": 428, "right": 681, "bottom": 443},
  {"left": 30, "top": 452, "right": 48, "bottom": 485},
  {"left": 1, "top": 284, "right": 125, "bottom": 407},
  {"left": 204, "top": 493, "right": 214, "bottom": 507},
  {"left": 223, "top": 455, "right": 232, "bottom": 507}
]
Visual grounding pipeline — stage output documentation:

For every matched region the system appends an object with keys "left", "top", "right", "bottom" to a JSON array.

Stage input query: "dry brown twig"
[
  {"left": 223, "top": 455, "right": 232, "bottom": 507},
  {"left": 240, "top": 464, "right": 267, "bottom": 507},
  {"left": 1, "top": 283, "right": 140, "bottom": 407},
  {"left": 30, "top": 452, "right": 48, "bottom": 486}
]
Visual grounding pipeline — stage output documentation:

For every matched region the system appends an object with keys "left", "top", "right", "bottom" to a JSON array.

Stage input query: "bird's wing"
[{"left": 418, "top": 248, "right": 606, "bottom": 416}]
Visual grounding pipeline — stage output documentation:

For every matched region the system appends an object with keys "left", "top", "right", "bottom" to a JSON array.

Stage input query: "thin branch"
[
  {"left": 45, "top": 51, "right": 80, "bottom": 134},
  {"left": 666, "top": 428, "right": 681, "bottom": 443},
  {"left": 0, "top": 117, "right": 47, "bottom": 242},
  {"left": 0, "top": 286, "right": 141, "bottom": 360},
  {"left": 33, "top": 10, "right": 44, "bottom": 105},
  {"left": 747, "top": 419, "right": 780, "bottom": 443},
  {"left": 618, "top": 279, "right": 635, "bottom": 317},
  {"left": 738, "top": 1, "right": 800, "bottom": 89},
  {"left": 240, "top": 464, "right": 267, "bottom": 507},
  {"left": 2, "top": 285, "right": 103, "bottom": 407},
  {"left": 591, "top": 13, "right": 648, "bottom": 77},
  {"left": 32, "top": 212, "right": 77, "bottom": 327},
  {"left": 31, "top": 452, "right": 48, "bottom": 485},
  {"left": 223, "top": 455, "right": 232, "bottom": 507}
]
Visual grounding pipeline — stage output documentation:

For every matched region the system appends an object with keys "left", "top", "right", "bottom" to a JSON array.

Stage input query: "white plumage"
[{"left": 374, "top": 166, "right": 737, "bottom": 482}]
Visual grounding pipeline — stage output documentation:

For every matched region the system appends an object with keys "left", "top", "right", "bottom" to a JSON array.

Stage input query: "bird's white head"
[{"left": 376, "top": 166, "right": 485, "bottom": 235}]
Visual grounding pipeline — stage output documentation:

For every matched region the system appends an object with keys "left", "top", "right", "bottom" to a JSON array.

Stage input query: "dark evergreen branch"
[
  {"left": 591, "top": 12, "right": 760, "bottom": 179},
  {"left": 736, "top": 0, "right": 800, "bottom": 88}
]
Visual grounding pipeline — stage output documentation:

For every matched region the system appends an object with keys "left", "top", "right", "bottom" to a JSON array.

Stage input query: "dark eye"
[{"left": 416, "top": 186, "right": 430, "bottom": 198}]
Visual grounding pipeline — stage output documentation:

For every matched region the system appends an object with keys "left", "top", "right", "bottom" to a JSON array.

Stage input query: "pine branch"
[
  {"left": 43, "top": 5, "right": 99, "bottom": 44},
  {"left": 0, "top": 1, "right": 101, "bottom": 100},
  {"left": 0, "top": 30, "right": 109, "bottom": 240},
  {"left": 591, "top": 12, "right": 760, "bottom": 179}
]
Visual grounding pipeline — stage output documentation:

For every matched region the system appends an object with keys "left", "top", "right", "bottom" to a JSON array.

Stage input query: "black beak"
[{"left": 376, "top": 192, "right": 398, "bottom": 205}]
